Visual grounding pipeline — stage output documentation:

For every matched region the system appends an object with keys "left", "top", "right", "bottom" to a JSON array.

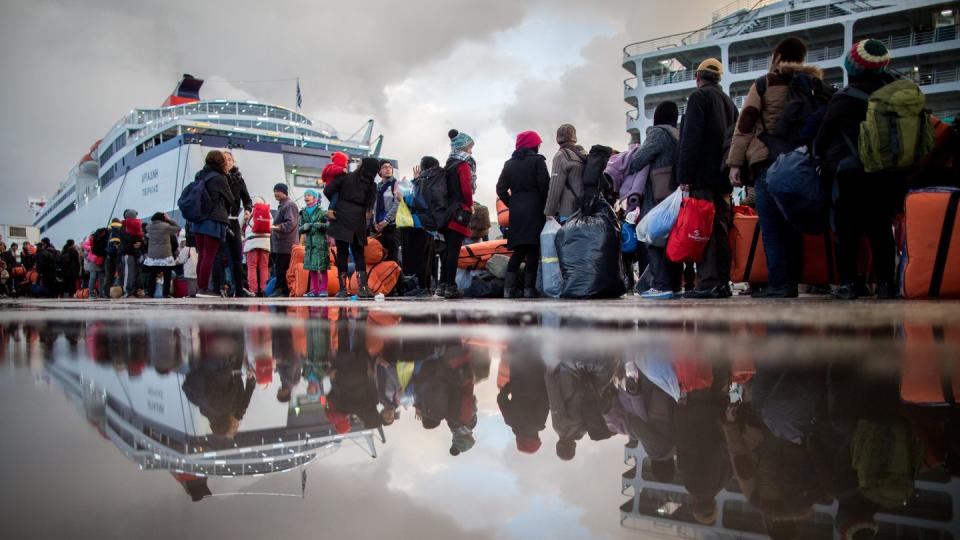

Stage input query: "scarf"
[
  {"left": 449, "top": 151, "right": 478, "bottom": 192},
  {"left": 304, "top": 189, "right": 320, "bottom": 216}
]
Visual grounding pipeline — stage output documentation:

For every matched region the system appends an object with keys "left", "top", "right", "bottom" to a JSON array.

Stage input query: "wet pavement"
[{"left": 0, "top": 297, "right": 958, "bottom": 539}]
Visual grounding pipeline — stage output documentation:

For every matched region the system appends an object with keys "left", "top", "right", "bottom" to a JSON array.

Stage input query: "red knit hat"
[
  {"left": 331, "top": 151, "right": 348, "bottom": 167},
  {"left": 516, "top": 435, "right": 542, "bottom": 454},
  {"left": 515, "top": 131, "right": 542, "bottom": 150}
]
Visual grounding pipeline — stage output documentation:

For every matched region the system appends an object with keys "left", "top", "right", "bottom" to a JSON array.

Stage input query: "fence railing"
[
  {"left": 875, "top": 25, "right": 959, "bottom": 51},
  {"left": 728, "top": 44, "right": 844, "bottom": 74},
  {"left": 642, "top": 68, "right": 698, "bottom": 87},
  {"left": 624, "top": 78, "right": 638, "bottom": 91},
  {"left": 907, "top": 66, "right": 960, "bottom": 87}
]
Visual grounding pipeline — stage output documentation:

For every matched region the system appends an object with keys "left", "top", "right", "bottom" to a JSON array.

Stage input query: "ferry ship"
[
  {"left": 623, "top": 0, "right": 960, "bottom": 137},
  {"left": 33, "top": 75, "right": 383, "bottom": 246}
]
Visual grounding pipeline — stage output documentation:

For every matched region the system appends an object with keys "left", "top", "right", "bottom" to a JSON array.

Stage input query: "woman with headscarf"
[
  {"left": 325, "top": 157, "right": 379, "bottom": 299},
  {"left": 298, "top": 188, "right": 330, "bottom": 297},
  {"left": 437, "top": 129, "right": 476, "bottom": 300},
  {"left": 496, "top": 131, "right": 550, "bottom": 298}
]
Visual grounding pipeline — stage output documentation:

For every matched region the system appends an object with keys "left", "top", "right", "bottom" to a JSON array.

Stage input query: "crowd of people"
[{"left": 2, "top": 38, "right": 957, "bottom": 302}]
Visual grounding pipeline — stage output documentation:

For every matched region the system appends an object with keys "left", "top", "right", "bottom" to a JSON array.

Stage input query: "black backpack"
[
  {"left": 411, "top": 167, "right": 448, "bottom": 231},
  {"left": 581, "top": 145, "right": 614, "bottom": 209},
  {"left": 757, "top": 72, "right": 831, "bottom": 159},
  {"left": 91, "top": 228, "right": 109, "bottom": 257}
]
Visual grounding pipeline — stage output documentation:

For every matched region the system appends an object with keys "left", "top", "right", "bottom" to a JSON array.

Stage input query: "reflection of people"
[
  {"left": 376, "top": 358, "right": 402, "bottom": 426},
  {"left": 545, "top": 358, "right": 617, "bottom": 461},
  {"left": 414, "top": 348, "right": 477, "bottom": 456},
  {"left": 497, "top": 356, "right": 549, "bottom": 454},
  {"left": 327, "top": 319, "right": 380, "bottom": 429},
  {"left": 182, "top": 329, "right": 255, "bottom": 438},
  {"left": 605, "top": 366, "right": 677, "bottom": 481}
]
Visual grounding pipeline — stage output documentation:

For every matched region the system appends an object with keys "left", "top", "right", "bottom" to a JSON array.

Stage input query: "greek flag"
[{"left": 296, "top": 78, "right": 302, "bottom": 110}]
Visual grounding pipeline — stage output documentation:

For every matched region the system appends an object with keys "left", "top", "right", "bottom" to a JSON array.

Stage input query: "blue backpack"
[
  {"left": 178, "top": 170, "right": 216, "bottom": 223},
  {"left": 765, "top": 147, "right": 828, "bottom": 234}
]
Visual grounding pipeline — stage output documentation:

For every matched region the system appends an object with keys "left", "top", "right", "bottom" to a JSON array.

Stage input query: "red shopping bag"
[{"left": 666, "top": 197, "right": 716, "bottom": 263}]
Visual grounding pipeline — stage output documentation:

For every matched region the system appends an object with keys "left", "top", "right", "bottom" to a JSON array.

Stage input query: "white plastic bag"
[
  {"left": 636, "top": 356, "right": 681, "bottom": 402},
  {"left": 624, "top": 208, "right": 640, "bottom": 225},
  {"left": 636, "top": 187, "right": 683, "bottom": 247},
  {"left": 538, "top": 218, "right": 563, "bottom": 298}
]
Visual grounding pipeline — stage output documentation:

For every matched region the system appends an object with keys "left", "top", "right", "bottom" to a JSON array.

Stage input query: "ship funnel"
[{"left": 162, "top": 74, "right": 204, "bottom": 107}]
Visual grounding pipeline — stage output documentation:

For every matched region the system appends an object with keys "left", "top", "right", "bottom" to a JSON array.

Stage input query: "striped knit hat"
[{"left": 844, "top": 39, "right": 890, "bottom": 76}]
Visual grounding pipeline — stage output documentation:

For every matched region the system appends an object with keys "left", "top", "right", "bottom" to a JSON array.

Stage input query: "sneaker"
[
  {"left": 318, "top": 291, "right": 329, "bottom": 298},
  {"left": 752, "top": 285, "right": 799, "bottom": 299},
  {"left": 443, "top": 287, "right": 463, "bottom": 300},
  {"left": 876, "top": 283, "right": 899, "bottom": 300},
  {"left": 831, "top": 283, "right": 858, "bottom": 300},
  {"left": 435, "top": 284, "right": 447, "bottom": 298},
  {"left": 268, "top": 289, "right": 289, "bottom": 298},
  {"left": 304, "top": 292, "right": 318, "bottom": 298},
  {"left": 683, "top": 286, "right": 726, "bottom": 299},
  {"left": 640, "top": 288, "right": 674, "bottom": 300}
]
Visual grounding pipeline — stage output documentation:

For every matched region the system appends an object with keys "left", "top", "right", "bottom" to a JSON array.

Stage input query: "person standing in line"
[
  {"left": 629, "top": 101, "right": 682, "bottom": 299},
  {"left": 102, "top": 219, "right": 123, "bottom": 297},
  {"left": 222, "top": 150, "right": 253, "bottom": 297},
  {"left": 545, "top": 124, "right": 588, "bottom": 223},
  {"left": 675, "top": 58, "right": 739, "bottom": 299},
  {"left": 191, "top": 150, "right": 236, "bottom": 298},
  {"left": 82, "top": 234, "right": 104, "bottom": 298},
  {"left": 324, "top": 158, "right": 379, "bottom": 299},
  {"left": 496, "top": 130, "right": 550, "bottom": 298},
  {"left": 1, "top": 242, "right": 18, "bottom": 297},
  {"left": 402, "top": 157, "right": 442, "bottom": 295},
  {"left": 175, "top": 232, "right": 199, "bottom": 297},
  {"left": 299, "top": 189, "right": 330, "bottom": 297},
  {"left": 119, "top": 209, "right": 145, "bottom": 298},
  {"left": 243, "top": 195, "right": 272, "bottom": 297},
  {"left": 270, "top": 183, "right": 300, "bottom": 298},
  {"left": 35, "top": 238, "right": 59, "bottom": 297},
  {"left": 438, "top": 129, "right": 476, "bottom": 300},
  {"left": 143, "top": 212, "right": 182, "bottom": 298},
  {"left": 58, "top": 239, "right": 82, "bottom": 298},
  {"left": 373, "top": 160, "right": 401, "bottom": 263}
]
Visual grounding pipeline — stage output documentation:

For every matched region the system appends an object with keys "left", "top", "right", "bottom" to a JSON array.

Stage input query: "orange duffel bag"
[
  {"left": 901, "top": 324, "right": 960, "bottom": 405},
  {"left": 329, "top": 238, "right": 385, "bottom": 266},
  {"left": 290, "top": 244, "right": 305, "bottom": 268},
  {"left": 902, "top": 189, "right": 960, "bottom": 299},
  {"left": 458, "top": 239, "right": 512, "bottom": 270},
  {"left": 730, "top": 210, "right": 768, "bottom": 285},
  {"left": 347, "top": 261, "right": 402, "bottom": 295},
  {"left": 286, "top": 262, "right": 310, "bottom": 297},
  {"left": 496, "top": 198, "right": 510, "bottom": 227}
]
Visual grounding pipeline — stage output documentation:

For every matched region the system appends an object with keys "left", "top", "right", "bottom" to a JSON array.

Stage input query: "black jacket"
[
  {"left": 197, "top": 166, "right": 235, "bottom": 224},
  {"left": 814, "top": 71, "right": 897, "bottom": 177},
  {"left": 676, "top": 82, "right": 739, "bottom": 191},
  {"left": 226, "top": 167, "right": 253, "bottom": 218},
  {"left": 325, "top": 157, "right": 378, "bottom": 244},
  {"left": 495, "top": 148, "right": 550, "bottom": 248},
  {"left": 497, "top": 359, "right": 549, "bottom": 439}
]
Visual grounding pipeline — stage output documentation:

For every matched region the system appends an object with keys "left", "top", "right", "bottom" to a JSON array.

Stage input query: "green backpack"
[
  {"left": 844, "top": 79, "right": 935, "bottom": 173},
  {"left": 851, "top": 417, "right": 923, "bottom": 509}
]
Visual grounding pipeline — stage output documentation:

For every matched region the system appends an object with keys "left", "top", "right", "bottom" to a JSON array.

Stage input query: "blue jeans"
[{"left": 755, "top": 171, "right": 801, "bottom": 288}]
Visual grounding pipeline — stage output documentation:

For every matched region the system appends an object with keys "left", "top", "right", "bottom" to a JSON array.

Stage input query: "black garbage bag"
[
  {"left": 464, "top": 273, "right": 504, "bottom": 298},
  {"left": 557, "top": 196, "right": 626, "bottom": 299}
]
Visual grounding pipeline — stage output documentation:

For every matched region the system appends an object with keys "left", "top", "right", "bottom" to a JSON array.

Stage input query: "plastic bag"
[
  {"left": 621, "top": 221, "right": 638, "bottom": 254},
  {"left": 636, "top": 187, "right": 683, "bottom": 247},
  {"left": 636, "top": 357, "right": 681, "bottom": 402},
  {"left": 556, "top": 198, "right": 626, "bottom": 299},
  {"left": 396, "top": 199, "right": 415, "bottom": 228},
  {"left": 538, "top": 218, "right": 563, "bottom": 298},
  {"left": 666, "top": 196, "right": 715, "bottom": 263}
]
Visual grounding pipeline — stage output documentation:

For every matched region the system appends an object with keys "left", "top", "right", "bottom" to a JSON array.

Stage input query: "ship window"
[
  {"left": 267, "top": 107, "right": 290, "bottom": 120},
  {"left": 240, "top": 103, "right": 267, "bottom": 116}
]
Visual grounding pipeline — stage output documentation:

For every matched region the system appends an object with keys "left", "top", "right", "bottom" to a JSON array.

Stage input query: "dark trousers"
[
  {"left": 507, "top": 244, "right": 539, "bottom": 275},
  {"left": 145, "top": 266, "right": 173, "bottom": 297},
  {"left": 647, "top": 244, "right": 681, "bottom": 291},
  {"left": 225, "top": 220, "right": 245, "bottom": 295},
  {"left": 755, "top": 172, "right": 802, "bottom": 288},
  {"left": 335, "top": 239, "right": 366, "bottom": 275},
  {"left": 195, "top": 234, "right": 221, "bottom": 292},
  {"left": 690, "top": 187, "right": 732, "bottom": 289},
  {"left": 102, "top": 254, "right": 119, "bottom": 296},
  {"left": 378, "top": 225, "right": 400, "bottom": 263},
  {"left": 273, "top": 252, "right": 292, "bottom": 294},
  {"left": 400, "top": 228, "right": 433, "bottom": 290},
  {"left": 832, "top": 170, "right": 903, "bottom": 286},
  {"left": 441, "top": 230, "right": 465, "bottom": 286}
]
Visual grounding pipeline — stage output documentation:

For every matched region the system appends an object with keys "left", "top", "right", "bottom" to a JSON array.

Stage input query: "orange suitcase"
[
  {"left": 347, "top": 261, "right": 402, "bottom": 295},
  {"left": 496, "top": 198, "right": 510, "bottom": 227},
  {"left": 902, "top": 189, "right": 960, "bottom": 299},
  {"left": 286, "top": 262, "right": 309, "bottom": 297},
  {"left": 730, "top": 212, "right": 769, "bottom": 284},
  {"left": 458, "top": 239, "right": 513, "bottom": 270},
  {"left": 901, "top": 324, "right": 960, "bottom": 405}
]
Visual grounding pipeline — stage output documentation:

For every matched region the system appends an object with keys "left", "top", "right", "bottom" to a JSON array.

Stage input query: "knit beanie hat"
[
  {"left": 303, "top": 188, "right": 319, "bottom": 200},
  {"left": 449, "top": 129, "right": 474, "bottom": 151},
  {"left": 123, "top": 208, "right": 138, "bottom": 219},
  {"left": 273, "top": 182, "right": 289, "bottom": 195},
  {"left": 845, "top": 39, "right": 890, "bottom": 77},
  {"left": 330, "top": 151, "right": 348, "bottom": 168},
  {"left": 515, "top": 130, "right": 543, "bottom": 150},
  {"left": 516, "top": 435, "right": 542, "bottom": 454},
  {"left": 556, "top": 124, "right": 577, "bottom": 145}
]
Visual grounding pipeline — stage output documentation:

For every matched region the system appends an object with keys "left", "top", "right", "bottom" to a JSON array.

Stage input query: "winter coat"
[
  {"left": 120, "top": 218, "right": 145, "bottom": 256},
  {"left": 414, "top": 354, "right": 477, "bottom": 429},
  {"left": 298, "top": 206, "right": 329, "bottom": 272},
  {"left": 226, "top": 167, "right": 253, "bottom": 218},
  {"left": 676, "top": 82, "right": 739, "bottom": 190},
  {"left": 145, "top": 220, "right": 181, "bottom": 260},
  {"left": 196, "top": 166, "right": 235, "bottom": 225},
  {"left": 59, "top": 245, "right": 82, "bottom": 281},
  {"left": 495, "top": 148, "right": 550, "bottom": 248},
  {"left": 374, "top": 176, "right": 400, "bottom": 226},
  {"left": 271, "top": 198, "right": 300, "bottom": 255},
  {"left": 182, "top": 363, "right": 255, "bottom": 426},
  {"left": 242, "top": 220, "right": 271, "bottom": 253},
  {"left": 603, "top": 375, "right": 677, "bottom": 460},
  {"left": 325, "top": 157, "right": 378, "bottom": 244},
  {"left": 176, "top": 246, "right": 198, "bottom": 279},
  {"left": 727, "top": 62, "right": 826, "bottom": 170},
  {"left": 497, "top": 359, "right": 549, "bottom": 439},
  {"left": 676, "top": 389, "right": 732, "bottom": 504},
  {"left": 545, "top": 144, "right": 587, "bottom": 218},
  {"left": 605, "top": 146, "right": 649, "bottom": 211},
  {"left": 629, "top": 125, "right": 680, "bottom": 175},
  {"left": 444, "top": 159, "right": 475, "bottom": 237},
  {"left": 814, "top": 71, "right": 898, "bottom": 177},
  {"left": 544, "top": 360, "right": 617, "bottom": 443},
  {"left": 82, "top": 237, "right": 103, "bottom": 270}
]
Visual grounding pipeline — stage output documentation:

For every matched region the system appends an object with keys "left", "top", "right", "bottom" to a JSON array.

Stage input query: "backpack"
[
  {"left": 757, "top": 72, "right": 830, "bottom": 159},
  {"left": 178, "top": 170, "right": 216, "bottom": 223},
  {"left": 412, "top": 167, "right": 448, "bottom": 231},
  {"left": 251, "top": 202, "right": 271, "bottom": 234},
  {"left": 91, "top": 228, "right": 109, "bottom": 257},
  {"left": 851, "top": 417, "right": 923, "bottom": 509},
  {"left": 469, "top": 202, "right": 490, "bottom": 238},
  {"left": 582, "top": 145, "right": 615, "bottom": 210},
  {"left": 106, "top": 227, "right": 123, "bottom": 257},
  {"left": 844, "top": 79, "right": 935, "bottom": 173}
]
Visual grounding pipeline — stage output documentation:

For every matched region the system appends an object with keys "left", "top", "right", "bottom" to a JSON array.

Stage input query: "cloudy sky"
[{"left": 0, "top": 0, "right": 717, "bottom": 225}]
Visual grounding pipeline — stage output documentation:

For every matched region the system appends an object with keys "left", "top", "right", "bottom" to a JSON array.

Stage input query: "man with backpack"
[
  {"left": 544, "top": 124, "right": 587, "bottom": 223},
  {"left": 404, "top": 156, "right": 445, "bottom": 294},
  {"left": 102, "top": 218, "right": 124, "bottom": 297},
  {"left": 814, "top": 39, "right": 926, "bottom": 299},
  {"left": 676, "top": 58, "right": 739, "bottom": 299},
  {"left": 728, "top": 38, "right": 829, "bottom": 298}
]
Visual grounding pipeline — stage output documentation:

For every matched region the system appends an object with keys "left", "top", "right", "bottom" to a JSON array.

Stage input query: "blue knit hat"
[
  {"left": 304, "top": 188, "right": 318, "bottom": 199},
  {"left": 844, "top": 39, "right": 891, "bottom": 77},
  {"left": 448, "top": 129, "right": 474, "bottom": 151}
]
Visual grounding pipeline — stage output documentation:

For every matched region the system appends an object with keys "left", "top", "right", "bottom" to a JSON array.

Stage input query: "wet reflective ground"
[{"left": 0, "top": 297, "right": 958, "bottom": 539}]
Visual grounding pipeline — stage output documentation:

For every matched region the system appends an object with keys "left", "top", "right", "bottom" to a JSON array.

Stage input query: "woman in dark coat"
[
  {"left": 324, "top": 157, "right": 379, "bottom": 298},
  {"left": 496, "top": 131, "right": 550, "bottom": 298},
  {"left": 191, "top": 150, "right": 235, "bottom": 298},
  {"left": 497, "top": 354, "right": 549, "bottom": 454}
]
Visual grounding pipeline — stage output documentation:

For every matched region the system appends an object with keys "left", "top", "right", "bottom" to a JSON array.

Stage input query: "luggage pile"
[{"left": 286, "top": 238, "right": 402, "bottom": 297}]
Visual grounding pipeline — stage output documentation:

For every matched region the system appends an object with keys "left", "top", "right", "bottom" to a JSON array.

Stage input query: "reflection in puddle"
[{"left": 1, "top": 305, "right": 958, "bottom": 539}]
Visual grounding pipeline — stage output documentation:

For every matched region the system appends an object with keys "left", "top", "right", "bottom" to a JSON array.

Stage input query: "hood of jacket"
[
  {"left": 358, "top": 157, "right": 380, "bottom": 180},
  {"left": 774, "top": 62, "right": 823, "bottom": 80},
  {"left": 646, "top": 125, "right": 679, "bottom": 139}
]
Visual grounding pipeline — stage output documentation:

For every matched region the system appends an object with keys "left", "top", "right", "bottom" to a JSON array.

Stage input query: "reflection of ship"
[
  {"left": 45, "top": 353, "right": 384, "bottom": 498},
  {"left": 620, "top": 443, "right": 959, "bottom": 539},
  {"left": 33, "top": 74, "right": 384, "bottom": 246}
]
